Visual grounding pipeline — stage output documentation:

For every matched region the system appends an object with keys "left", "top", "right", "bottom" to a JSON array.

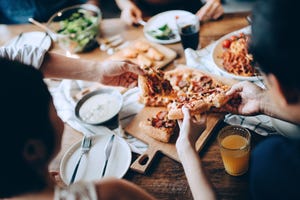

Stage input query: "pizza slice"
[
  {"left": 139, "top": 110, "right": 178, "bottom": 143},
  {"left": 138, "top": 66, "right": 176, "bottom": 107}
]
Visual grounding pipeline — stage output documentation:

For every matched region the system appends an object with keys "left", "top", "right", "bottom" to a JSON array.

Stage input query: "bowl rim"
[
  {"left": 46, "top": 3, "right": 102, "bottom": 30},
  {"left": 74, "top": 88, "right": 123, "bottom": 125}
]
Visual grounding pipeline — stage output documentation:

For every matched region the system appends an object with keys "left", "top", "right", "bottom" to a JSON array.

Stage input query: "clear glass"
[
  {"left": 218, "top": 125, "right": 251, "bottom": 176},
  {"left": 47, "top": 4, "right": 101, "bottom": 57},
  {"left": 175, "top": 14, "right": 200, "bottom": 50}
]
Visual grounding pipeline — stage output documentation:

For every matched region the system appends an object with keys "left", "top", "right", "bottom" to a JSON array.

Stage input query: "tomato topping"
[{"left": 222, "top": 39, "right": 231, "bottom": 48}]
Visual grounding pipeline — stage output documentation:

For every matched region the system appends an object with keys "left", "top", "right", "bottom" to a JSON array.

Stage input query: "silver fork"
[{"left": 69, "top": 135, "right": 92, "bottom": 184}]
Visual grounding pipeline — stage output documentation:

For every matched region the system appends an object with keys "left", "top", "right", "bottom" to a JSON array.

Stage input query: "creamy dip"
[{"left": 79, "top": 93, "right": 121, "bottom": 124}]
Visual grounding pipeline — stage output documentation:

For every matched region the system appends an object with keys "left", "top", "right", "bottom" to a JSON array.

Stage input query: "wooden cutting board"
[{"left": 125, "top": 107, "right": 224, "bottom": 173}]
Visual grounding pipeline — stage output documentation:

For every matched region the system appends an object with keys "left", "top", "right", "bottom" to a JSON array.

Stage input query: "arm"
[
  {"left": 41, "top": 51, "right": 144, "bottom": 88},
  {"left": 86, "top": 0, "right": 100, "bottom": 7},
  {"left": 196, "top": 0, "right": 224, "bottom": 22},
  {"left": 115, "top": 0, "right": 142, "bottom": 25},
  {"left": 226, "top": 81, "right": 300, "bottom": 124},
  {"left": 176, "top": 107, "right": 216, "bottom": 200}
]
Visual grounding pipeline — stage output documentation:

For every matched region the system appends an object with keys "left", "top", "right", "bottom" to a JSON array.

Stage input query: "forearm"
[
  {"left": 177, "top": 141, "right": 216, "bottom": 200},
  {"left": 40, "top": 52, "right": 100, "bottom": 82}
]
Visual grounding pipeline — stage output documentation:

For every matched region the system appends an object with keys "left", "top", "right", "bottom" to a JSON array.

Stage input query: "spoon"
[{"left": 28, "top": 17, "right": 58, "bottom": 42}]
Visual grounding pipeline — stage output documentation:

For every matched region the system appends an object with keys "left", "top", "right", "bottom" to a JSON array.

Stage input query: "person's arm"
[
  {"left": 115, "top": 0, "right": 142, "bottom": 25},
  {"left": 176, "top": 107, "right": 216, "bottom": 200},
  {"left": 196, "top": 0, "right": 224, "bottom": 21},
  {"left": 226, "top": 81, "right": 300, "bottom": 124},
  {"left": 86, "top": 0, "right": 100, "bottom": 7},
  {"left": 41, "top": 51, "right": 144, "bottom": 88}
]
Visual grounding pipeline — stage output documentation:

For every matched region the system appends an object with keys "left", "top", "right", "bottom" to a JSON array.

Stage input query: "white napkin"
[
  {"left": 49, "top": 80, "right": 147, "bottom": 154},
  {"left": 183, "top": 26, "right": 287, "bottom": 137}
]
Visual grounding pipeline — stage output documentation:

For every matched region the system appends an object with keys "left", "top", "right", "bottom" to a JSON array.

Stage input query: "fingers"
[
  {"left": 196, "top": 0, "right": 223, "bottom": 21},
  {"left": 226, "top": 81, "right": 246, "bottom": 96}
]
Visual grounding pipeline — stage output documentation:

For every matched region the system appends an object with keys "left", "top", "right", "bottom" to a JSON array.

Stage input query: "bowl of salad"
[{"left": 47, "top": 4, "right": 101, "bottom": 53}]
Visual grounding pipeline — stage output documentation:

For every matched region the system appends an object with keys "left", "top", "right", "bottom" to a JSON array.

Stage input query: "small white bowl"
[{"left": 75, "top": 88, "right": 123, "bottom": 125}]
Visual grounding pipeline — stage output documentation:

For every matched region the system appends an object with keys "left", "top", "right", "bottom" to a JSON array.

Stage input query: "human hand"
[
  {"left": 98, "top": 60, "right": 144, "bottom": 88},
  {"left": 176, "top": 106, "right": 207, "bottom": 148},
  {"left": 225, "top": 81, "right": 265, "bottom": 115},
  {"left": 196, "top": 0, "right": 224, "bottom": 22},
  {"left": 120, "top": 3, "right": 142, "bottom": 25}
]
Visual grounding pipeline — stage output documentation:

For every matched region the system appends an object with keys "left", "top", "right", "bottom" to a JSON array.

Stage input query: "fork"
[{"left": 69, "top": 135, "right": 92, "bottom": 184}]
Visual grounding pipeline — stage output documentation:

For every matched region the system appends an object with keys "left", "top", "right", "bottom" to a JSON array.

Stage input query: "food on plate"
[
  {"left": 147, "top": 24, "right": 176, "bottom": 40},
  {"left": 134, "top": 41, "right": 151, "bottom": 52},
  {"left": 139, "top": 110, "right": 178, "bottom": 143},
  {"left": 220, "top": 33, "right": 255, "bottom": 77},
  {"left": 122, "top": 48, "right": 139, "bottom": 58},
  {"left": 56, "top": 9, "right": 99, "bottom": 52},
  {"left": 146, "top": 47, "right": 164, "bottom": 61},
  {"left": 137, "top": 54, "right": 153, "bottom": 68}
]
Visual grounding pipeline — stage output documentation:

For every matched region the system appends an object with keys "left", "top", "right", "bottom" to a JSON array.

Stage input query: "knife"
[{"left": 101, "top": 134, "right": 115, "bottom": 177}]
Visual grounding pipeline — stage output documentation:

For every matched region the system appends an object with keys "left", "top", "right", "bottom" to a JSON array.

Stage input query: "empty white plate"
[{"left": 60, "top": 132, "right": 131, "bottom": 185}]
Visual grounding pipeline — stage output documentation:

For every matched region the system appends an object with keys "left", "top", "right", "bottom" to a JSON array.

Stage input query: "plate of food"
[
  {"left": 211, "top": 26, "right": 263, "bottom": 81},
  {"left": 60, "top": 133, "right": 131, "bottom": 185},
  {"left": 144, "top": 10, "right": 194, "bottom": 44}
]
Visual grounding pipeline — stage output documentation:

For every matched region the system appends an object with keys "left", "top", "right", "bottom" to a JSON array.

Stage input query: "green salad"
[
  {"left": 147, "top": 24, "right": 176, "bottom": 40},
  {"left": 57, "top": 9, "right": 99, "bottom": 52}
]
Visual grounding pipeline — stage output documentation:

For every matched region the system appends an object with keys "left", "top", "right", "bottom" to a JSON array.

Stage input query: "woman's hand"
[
  {"left": 176, "top": 107, "right": 207, "bottom": 148},
  {"left": 196, "top": 0, "right": 224, "bottom": 22},
  {"left": 97, "top": 60, "right": 144, "bottom": 88},
  {"left": 120, "top": 2, "right": 142, "bottom": 25},
  {"left": 225, "top": 81, "right": 265, "bottom": 115}
]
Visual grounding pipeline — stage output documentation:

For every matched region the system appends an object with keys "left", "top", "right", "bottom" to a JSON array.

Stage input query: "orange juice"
[{"left": 220, "top": 134, "right": 250, "bottom": 176}]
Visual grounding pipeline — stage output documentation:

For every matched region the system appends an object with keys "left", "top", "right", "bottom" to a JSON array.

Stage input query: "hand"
[
  {"left": 196, "top": 0, "right": 224, "bottom": 22},
  {"left": 98, "top": 60, "right": 144, "bottom": 88},
  {"left": 120, "top": 3, "right": 142, "bottom": 25},
  {"left": 225, "top": 81, "right": 265, "bottom": 115},
  {"left": 176, "top": 106, "right": 207, "bottom": 148}
]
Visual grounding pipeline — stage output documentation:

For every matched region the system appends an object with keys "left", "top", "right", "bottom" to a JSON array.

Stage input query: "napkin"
[
  {"left": 49, "top": 80, "right": 147, "bottom": 154},
  {"left": 183, "top": 26, "right": 289, "bottom": 137}
]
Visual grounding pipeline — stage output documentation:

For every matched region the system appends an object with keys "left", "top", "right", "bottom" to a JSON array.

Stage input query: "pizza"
[
  {"left": 138, "top": 66, "right": 234, "bottom": 142},
  {"left": 139, "top": 110, "right": 178, "bottom": 143}
]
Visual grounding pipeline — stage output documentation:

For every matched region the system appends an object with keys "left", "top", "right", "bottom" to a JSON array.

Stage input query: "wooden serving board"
[
  {"left": 107, "top": 38, "right": 177, "bottom": 70},
  {"left": 125, "top": 107, "right": 224, "bottom": 174}
]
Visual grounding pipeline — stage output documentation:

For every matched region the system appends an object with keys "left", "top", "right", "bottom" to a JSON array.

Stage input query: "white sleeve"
[{"left": 0, "top": 45, "right": 47, "bottom": 69}]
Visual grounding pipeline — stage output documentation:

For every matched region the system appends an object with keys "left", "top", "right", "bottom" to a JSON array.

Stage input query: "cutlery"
[
  {"left": 101, "top": 134, "right": 115, "bottom": 177},
  {"left": 12, "top": 32, "right": 23, "bottom": 46},
  {"left": 70, "top": 135, "right": 92, "bottom": 184},
  {"left": 138, "top": 19, "right": 147, "bottom": 26},
  {"left": 28, "top": 17, "right": 59, "bottom": 42}
]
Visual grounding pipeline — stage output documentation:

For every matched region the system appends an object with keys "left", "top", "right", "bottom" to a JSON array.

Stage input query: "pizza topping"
[{"left": 148, "top": 110, "right": 176, "bottom": 128}]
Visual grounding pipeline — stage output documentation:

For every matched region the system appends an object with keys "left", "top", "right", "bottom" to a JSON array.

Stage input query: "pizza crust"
[{"left": 139, "top": 121, "right": 174, "bottom": 143}]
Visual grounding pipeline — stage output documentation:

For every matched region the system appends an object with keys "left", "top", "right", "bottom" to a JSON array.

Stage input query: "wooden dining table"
[{"left": 0, "top": 11, "right": 266, "bottom": 200}]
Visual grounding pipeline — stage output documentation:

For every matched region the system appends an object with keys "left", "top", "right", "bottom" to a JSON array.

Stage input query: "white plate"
[
  {"left": 144, "top": 10, "right": 194, "bottom": 44},
  {"left": 5, "top": 31, "right": 52, "bottom": 50},
  {"left": 211, "top": 26, "right": 263, "bottom": 81},
  {"left": 60, "top": 133, "right": 131, "bottom": 185}
]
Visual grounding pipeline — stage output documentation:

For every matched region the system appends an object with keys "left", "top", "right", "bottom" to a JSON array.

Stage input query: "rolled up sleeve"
[{"left": 0, "top": 45, "right": 47, "bottom": 69}]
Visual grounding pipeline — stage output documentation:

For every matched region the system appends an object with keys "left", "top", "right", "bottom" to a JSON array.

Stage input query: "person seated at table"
[
  {"left": 177, "top": 0, "right": 300, "bottom": 199},
  {"left": 0, "top": 0, "right": 99, "bottom": 24},
  {"left": 115, "top": 0, "right": 224, "bottom": 25},
  {"left": 0, "top": 57, "right": 156, "bottom": 200}
]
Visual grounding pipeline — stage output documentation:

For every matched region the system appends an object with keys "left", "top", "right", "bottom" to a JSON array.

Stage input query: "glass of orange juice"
[{"left": 218, "top": 125, "right": 251, "bottom": 176}]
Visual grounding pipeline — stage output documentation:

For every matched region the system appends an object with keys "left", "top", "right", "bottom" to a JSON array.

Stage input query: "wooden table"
[{"left": 1, "top": 12, "right": 266, "bottom": 200}]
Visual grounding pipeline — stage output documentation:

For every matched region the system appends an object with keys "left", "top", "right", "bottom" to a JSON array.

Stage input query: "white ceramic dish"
[
  {"left": 144, "top": 10, "right": 194, "bottom": 44},
  {"left": 75, "top": 88, "right": 123, "bottom": 125},
  {"left": 60, "top": 133, "right": 132, "bottom": 185},
  {"left": 211, "top": 26, "right": 263, "bottom": 81},
  {"left": 5, "top": 31, "right": 52, "bottom": 50}
]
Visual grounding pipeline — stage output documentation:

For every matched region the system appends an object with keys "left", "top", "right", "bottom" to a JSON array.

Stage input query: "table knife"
[{"left": 101, "top": 134, "right": 115, "bottom": 177}]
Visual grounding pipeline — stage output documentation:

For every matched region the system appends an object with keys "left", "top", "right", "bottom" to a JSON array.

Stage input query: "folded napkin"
[
  {"left": 49, "top": 80, "right": 147, "bottom": 154},
  {"left": 184, "top": 26, "right": 288, "bottom": 137}
]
